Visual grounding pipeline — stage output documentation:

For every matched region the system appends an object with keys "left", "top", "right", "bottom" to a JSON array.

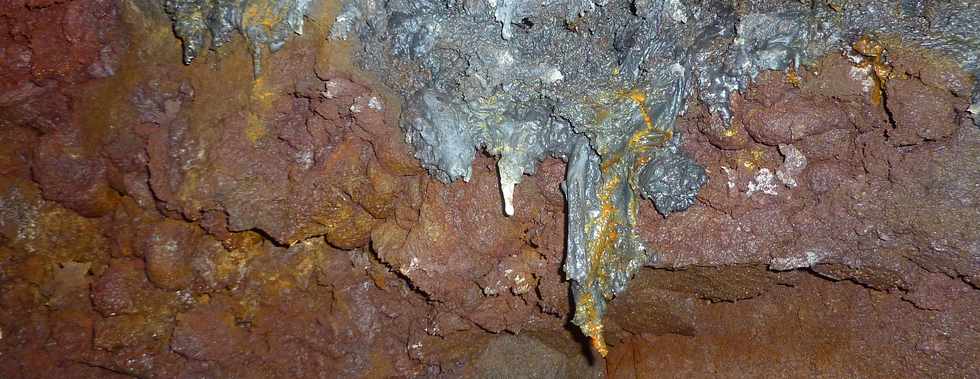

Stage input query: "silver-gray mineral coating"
[
  {"left": 330, "top": 0, "right": 980, "bottom": 352},
  {"left": 164, "top": 0, "right": 313, "bottom": 75}
]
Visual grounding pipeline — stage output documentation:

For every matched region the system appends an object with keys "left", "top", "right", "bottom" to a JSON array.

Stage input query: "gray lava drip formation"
[
  {"left": 164, "top": 0, "right": 313, "bottom": 75},
  {"left": 165, "top": 0, "right": 980, "bottom": 355}
]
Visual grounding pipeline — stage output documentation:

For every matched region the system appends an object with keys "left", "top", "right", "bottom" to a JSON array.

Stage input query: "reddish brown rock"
[
  {"left": 47, "top": 309, "right": 95, "bottom": 360},
  {"left": 31, "top": 131, "right": 118, "bottom": 218},
  {"left": 0, "top": 126, "right": 38, "bottom": 179},
  {"left": 374, "top": 158, "right": 523, "bottom": 301},
  {"left": 0, "top": 0, "right": 121, "bottom": 138},
  {"left": 741, "top": 92, "right": 849, "bottom": 146},
  {"left": 619, "top": 51, "right": 980, "bottom": 377},
  {"left": 26, "top": 0, "right": 121, "bottom": 83},
  {"left": 796, "top": 128, "right": 857, "bottom": 162},
  {"left": 42, "top": 261, "right": 91, "bottom": 309},
  {"left": 140, "top": 75, "right": 393, "bottom": 246},
  {"left": 93, "top": 312, "right": 171, "bottom": 352},
  {"left": 888, "top": 47, "right": 975, "bottom": 99},
  {"left": 171, "top": 299, "right": 246, "bottom": 362},
  {"left": 90, "top": 258, "right": 152, "bottom": 317},
  {"left": 1, "top": 3, "right": 978, "bottom": 377},
  {"left": 885, "top": 78, "right": 959, "bottom": 145},
  {"left": 606, "top": 272, "right": 980, "bottom": 378},
  {"left": 141, "top": 219, "right": 199, "bottom": 291},
  {"left": 800, "top": 54, "right": 871, "bottom": 101}
]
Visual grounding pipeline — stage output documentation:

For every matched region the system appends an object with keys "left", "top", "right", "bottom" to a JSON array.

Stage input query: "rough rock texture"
[
  {"left": 164, "top": 0, "right": 314, "bottom": 74},
  {"left": 0, "top": 0, "right": 978, "bottom": 378},
  {"left": 643, "top": 51, "right": 978, "bottom": 288},
  {"left": 605, "top": 271, "right": 980, "bottom": 377},
  {"left": 332, "top": 0, "right": 980, "bottom": 352},
  {"left": 606, "top": 46, "right": 979, "bottom": 377}
]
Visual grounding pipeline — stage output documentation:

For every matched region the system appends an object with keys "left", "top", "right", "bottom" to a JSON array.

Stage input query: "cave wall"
[{"left": 0, "top": 0, "right": 977, "bottom": 378}]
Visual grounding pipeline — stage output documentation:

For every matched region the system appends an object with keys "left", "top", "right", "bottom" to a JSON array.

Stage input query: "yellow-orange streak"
[{"left": 578, "top": 88, "right": 678, "bottom": 357}]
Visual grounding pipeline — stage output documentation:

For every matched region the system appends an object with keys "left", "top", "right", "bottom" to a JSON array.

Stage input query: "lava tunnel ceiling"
[
  {"left": 165, "top": 0, "right": 979, "bottom": 354},
  {"left": 0, "top": 0, "right": 978, "bottom": 377}
]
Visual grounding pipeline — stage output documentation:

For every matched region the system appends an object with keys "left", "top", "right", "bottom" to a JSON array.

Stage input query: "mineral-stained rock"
[
  {"left": 741, "top": 93, "right": 848, "bottom": 146},
  {"left": 0, "top": 126, "right": 37, "bottom": 179},
  {"left": 93, "top": 312, "right": 171, "bottom": 352},
  {"left": 170, "top": 298, "right": 246, "bottom": 362},
  {"left": 0, "top": 0, "right": 122, "bottom": 137},
  {"left": 0, "top": 0, "right": 120, "bottom": 86},
  {"left": 90, "top": 258, "right": 172, "bottom": 317},
  {"left": 32, "top": 130, "right": 118, "bottom": 218},
  {"left": 885, "top": 78, "right": 960, "bottom": 144},
  {"left": 43, "top": 261, "right": 91, "bottom": 309},
  {"left": 141, "top": 70, "right": 399, "bottom": 246},
  {"left": 47, "top": 309, "right": 95, "bottom": 359},
  {"left": 333, "top": 0, "right": 980, "bottom": 351},
  {"left": 140, "top": 219, "right": 199, "bottom": 291},
  {"left": 643, "top": 55, "right": 979, "bottom": 290},
  {"left": 374, "top": 156, "right": 524, "bottom": 303},
  {"left": 1, "top": 0, "right": 979, "bottom": 377},
  {"left": 606, "top": 272, "right": 980, "bottom": 378},
  {"left": 469, "top": 335, "right": 593, "bottom": 378}
]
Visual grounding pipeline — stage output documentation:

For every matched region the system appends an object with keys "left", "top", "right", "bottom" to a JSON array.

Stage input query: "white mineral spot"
[
  {"left": 368, "top": 96, "right": 384, "bottom": 111},
  {"left": 330, "top": 3, "right": 363, "bottom": 40},
  {"left": 849, "top": 65, "right": 873, "bottom": 93},
  {"left": 666, "top": 0, "right": 688, "bottom": 23},
  {"left": 295, "top": 150, "right": 314, "bottom": 170},
  {"left": 498, "top": 159, "right": 523, "bottom": 216},
  {"left": 721, "top": 166, "right": 736, "bottom": 190},
  {"left": 776, "top": 144, "right": 807, "bottom": 188},
  {"left": 769, "top": 249, "right": 826, "bottom": 270},
  {"left": 322, "top": 81, "right": 338, "bottom": 99},
  {"left": 401, "top": 256, "right": 420, "bottom": 274},
  {"left": 541, "top": 67, "right": 564, "bottom": 84},
  {"left": 746, "top": 168, "right": 778, "bottom": 197},
  {"left": 501, "top": 178, "right": 516, "bottom": 216},
  {"left": 499, "top": 50, "right": 515, "bottom": 66}
]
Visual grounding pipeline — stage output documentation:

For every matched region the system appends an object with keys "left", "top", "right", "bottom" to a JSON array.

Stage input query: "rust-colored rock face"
[{"left": 0, "top": 2, "right": 977, "bottom": 378}]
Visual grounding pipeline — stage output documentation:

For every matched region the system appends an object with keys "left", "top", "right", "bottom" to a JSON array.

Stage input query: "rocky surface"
[{"left": 0, "top": 0, "right": 977, "bottom": 378}]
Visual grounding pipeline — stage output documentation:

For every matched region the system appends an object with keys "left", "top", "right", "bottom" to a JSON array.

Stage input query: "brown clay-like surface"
[{"left": 0, "top": 1, "right": 977, "bottom": 378}]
